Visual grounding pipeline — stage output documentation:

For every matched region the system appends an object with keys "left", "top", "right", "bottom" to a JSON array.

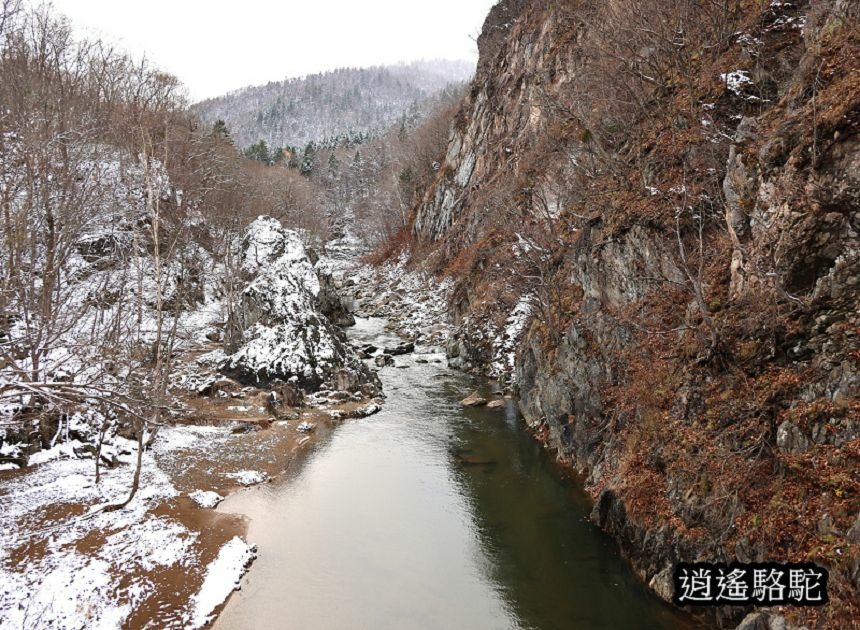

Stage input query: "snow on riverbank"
[
  {"left": 189, "top": 537, "right": 257, "bottom": 628},
  {"left": 488, "top": 296, "right": 533, "bottom": 379},
  {"left": 0, "top": 425, "right": 255, "bottom": 629},
  {"left": 190, "top": 490, "right": 225, "bottom": 508}
]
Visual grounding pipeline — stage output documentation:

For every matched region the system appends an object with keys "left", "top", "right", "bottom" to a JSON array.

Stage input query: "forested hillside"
[{"left": 193, "top": 60, "right": 473, "bottom": 150}]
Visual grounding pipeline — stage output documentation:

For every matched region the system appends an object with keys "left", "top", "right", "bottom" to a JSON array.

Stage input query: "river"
[{"left": 213, "top": 317, "right": 693, "bottom": 630}]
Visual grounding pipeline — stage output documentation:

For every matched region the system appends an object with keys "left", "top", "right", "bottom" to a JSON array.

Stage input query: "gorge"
[{"left": 1, "top": 0, "right": 858, "bottom": 628}]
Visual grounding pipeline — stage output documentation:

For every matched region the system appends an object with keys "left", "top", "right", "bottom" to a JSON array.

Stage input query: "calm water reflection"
[{"left": 214, "top": 318, "right": 693, "bottom": 630}]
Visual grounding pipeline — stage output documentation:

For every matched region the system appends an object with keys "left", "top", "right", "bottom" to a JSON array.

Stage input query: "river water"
[{"left": 214, "top": 318, "right": 692, "bottom": 630}]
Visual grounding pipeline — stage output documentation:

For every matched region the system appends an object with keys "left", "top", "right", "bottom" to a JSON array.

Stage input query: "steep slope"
[
  {"left": 194, "top": 60, "right": 473, "bottom": 149},
  {"left": 410, "top": 0, "right": 859, "bottom": 627}
]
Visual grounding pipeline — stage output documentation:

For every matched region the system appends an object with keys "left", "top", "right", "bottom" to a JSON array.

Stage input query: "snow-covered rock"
[
  {"left": 189, "top": 490, "right": 224, "bottom": 508},
  {"left": 316, "top": 258, "right": 356, "bottom": 327},
  {"left": 223, "top": 216, "right": 379, "bottom": 394},
  {"left": 226, "top": 470, "right": 269, "bottom": 486},
  {"left": 344, "top": 253, "right": 453, "bottom": 346}
]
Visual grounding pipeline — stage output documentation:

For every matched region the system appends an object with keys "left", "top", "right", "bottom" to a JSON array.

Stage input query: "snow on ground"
[
  {"left": 0, "top": 425, "right": 255, "bottom": 630},
  {"left": 720, "top": 69, "right": 754, "bottom": 95},
  {"left": 0, "top": 444, "right": 177, "bottom": 628},
  {"left": 719, "top": 69, "right": 763, "bottom": 102},
  {"left": 150, "top": 424, "right": 228, "bottom": 454},
  {"left": 188, "top": 537, "right": 257, "bottom": 629}
]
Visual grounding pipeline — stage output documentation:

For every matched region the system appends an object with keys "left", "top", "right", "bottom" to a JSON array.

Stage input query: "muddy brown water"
[{"left": 213, "top": 317, "right": 695, "bottom": 630}]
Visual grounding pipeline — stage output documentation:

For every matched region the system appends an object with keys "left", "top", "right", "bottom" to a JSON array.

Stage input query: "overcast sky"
[{"left": 51, "top": 0, "right": 498, "bottom": 102}]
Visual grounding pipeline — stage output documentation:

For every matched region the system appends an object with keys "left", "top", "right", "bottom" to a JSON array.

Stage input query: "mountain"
[{"left": 193, "top": 59, "right": 474, "bottom": 149}]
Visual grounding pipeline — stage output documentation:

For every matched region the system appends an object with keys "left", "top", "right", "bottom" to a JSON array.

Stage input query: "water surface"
[{"left": 214, "top": 318, "right": 692, "bottom": 630}]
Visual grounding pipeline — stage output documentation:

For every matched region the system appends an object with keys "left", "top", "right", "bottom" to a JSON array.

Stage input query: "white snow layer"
[
  {"left": 0, "top": 426, "right": 254, "bottom": 629},
  {"left": 489, "top": 296, "right": 533, "bottom": 379},
  {"left": 226, "top": 470, "right": 269, "bottom": 486},
  {"left": 0, "top": 445, "right": 178, "bottom": 629},
  {"left": 188, "top": 537, "right": 257, "bottom": 629}
]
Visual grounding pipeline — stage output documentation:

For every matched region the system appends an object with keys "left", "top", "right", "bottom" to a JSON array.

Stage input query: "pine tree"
[
  {"left": 212, "top": 119, "right": 232, "bottom": 143},
  {"left": 270, "top": 146, "right": 284, "bottom": 165},
  {"left": 300, "top": 141, "right": 317, "bottom": 176},
  {"left": 327, "top": 152, "right": 340, "bottom": 176},
  {"left": 287, "top": 146, "right": 300, "bottom": 170},
  {"left": 244, "top": 140, "right": 271, "bottom": 164}
]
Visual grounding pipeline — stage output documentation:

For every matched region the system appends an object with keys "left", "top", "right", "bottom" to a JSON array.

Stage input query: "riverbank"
[{"left": 0, "top": 362, "right": 378, "bottom": 629}]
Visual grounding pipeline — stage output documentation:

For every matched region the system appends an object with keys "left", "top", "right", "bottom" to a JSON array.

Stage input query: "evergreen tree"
[
  {"left": 300, "top": 141, "right": 317, "bottom": 176},
  {"left": 327, "top": 152, "right": 340, "bottom": 178},
  {"left": 287, "top": 146, "right": 300, "bottom": 170},
  {"left": 398, "top": 115, "right": 408, "bottom": 142},
  {"left": 212, "top": 119, "right": 232, "bottom": 143},
  {"left": 244, "top": 140, "right": 271, "bottom": 164}
]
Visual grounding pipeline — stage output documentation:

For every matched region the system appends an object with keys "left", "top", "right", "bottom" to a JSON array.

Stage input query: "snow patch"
[
  {"left": 188, "top": 537, "right": 257, "bottom": 629},
  {"left": 226, "top": 470, "right": 269, "bottom": 486},
  {"left": 489, "top": 297, "right": 533, "bottom": 379},
  {"left": 0, "top": 444, "right": 186, "bottom": 630},
  {"left": 189, "top": 490, "right": 224, "bottom": 509},
  {"left": 101, "top": 516, "right": 197, "bottom": 572},
  {"left": 720, "top": 70, "right": 761, "bottom": 101}
]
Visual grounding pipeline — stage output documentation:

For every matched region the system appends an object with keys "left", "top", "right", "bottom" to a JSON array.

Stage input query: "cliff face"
[{"left": 412, "top": 0, "right": 859, "bottom": 627}]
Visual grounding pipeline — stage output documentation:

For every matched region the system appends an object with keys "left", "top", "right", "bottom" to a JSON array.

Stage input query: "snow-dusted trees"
[
  {"left": 0, "top": 4, "right": 329, "bottom": 483},
  {"left": 0, "top": 6, "right": 197, "bottom": 486},
  {"left": 298, "top": 92, "right": 461, "bottom": 246},
  {"left": 1, "top": 6, "right": 135, "bottom": 408},
  {"left": 194, "top": 60, "right": 473, "bottom": 150}
]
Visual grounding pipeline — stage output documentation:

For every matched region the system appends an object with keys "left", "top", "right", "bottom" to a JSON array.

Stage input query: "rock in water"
[
  {"left": 374, "top": 354, "right": 394, "bottom": 367},
  {"left": 460, "top": 391, "right": 488, "bottom": 407},
  {"left": 486, "top": 399, "right": 506, "bottom": 410},
  {"left": 222, "top": 216, "right": 379, "bottom": 394},
  {"left": 385, "top": 342, "right": 415, "bottom": 356}
]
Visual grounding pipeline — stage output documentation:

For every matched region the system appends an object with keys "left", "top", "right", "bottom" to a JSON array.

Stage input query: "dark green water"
[{"left": 214, "top": 318, "right": 694, "bottom": 630}]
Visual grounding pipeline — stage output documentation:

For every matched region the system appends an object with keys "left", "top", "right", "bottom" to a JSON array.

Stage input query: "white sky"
[{"left": 50, "top": 0, "right": 498, "bottom": 102}]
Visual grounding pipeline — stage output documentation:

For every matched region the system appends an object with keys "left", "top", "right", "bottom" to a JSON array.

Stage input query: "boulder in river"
[
  {"left": 460, "top": 391, "right": 488, "bottom": 407},
  {"left": 375, "top": 354, "right": 394, "bottom": 367},
  {"left": 486, "top": 399, "right": 506, "bottom": 410},
  {"left": 222, "top": 216, "right": 379, "bottom": 395},
  {"left": 385, "top": 342, "right": 415, "bottom": 356}
]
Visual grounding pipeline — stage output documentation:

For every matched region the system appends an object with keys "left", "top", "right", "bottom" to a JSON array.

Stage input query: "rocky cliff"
[{"left": 410, "top": 0, "right": 859, "bottom": 627}]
